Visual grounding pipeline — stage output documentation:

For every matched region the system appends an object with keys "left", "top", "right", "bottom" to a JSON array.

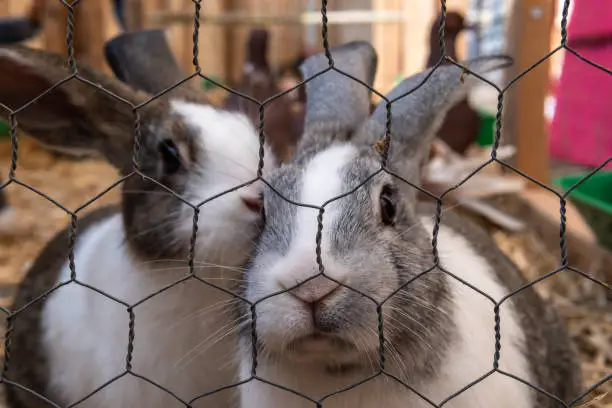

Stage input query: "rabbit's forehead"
[
  {"left": 268, "top": 144, "right": 376, "bottom": 205},
  {"left": 169, "top": 99, "right": 269, "bottom": 175},
  {"left": 262, "top": 143, "right": 382, "bottom": 254},
  {"left": 300, "top": 144, "right": 360, "bottom": 204}
]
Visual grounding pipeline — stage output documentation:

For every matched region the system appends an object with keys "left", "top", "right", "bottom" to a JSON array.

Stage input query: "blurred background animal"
[
  {"left": 426, "top": 11, "right": 481, "bottom": 156},
  {"left": 224, "top": 29, "right": 304, "bottom": 163},
  {"left": 105, "top": 27, "right": 304, "bottom": 164}
]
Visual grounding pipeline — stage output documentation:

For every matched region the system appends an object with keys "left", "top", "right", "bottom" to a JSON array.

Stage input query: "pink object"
[{"left": 549, "top": 0, "right": 612, "bottom": 168}]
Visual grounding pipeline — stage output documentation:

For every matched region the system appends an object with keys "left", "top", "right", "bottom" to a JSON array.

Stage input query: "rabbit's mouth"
[{"left": 284, "top": 332, "right": 359, "bottom": 363}]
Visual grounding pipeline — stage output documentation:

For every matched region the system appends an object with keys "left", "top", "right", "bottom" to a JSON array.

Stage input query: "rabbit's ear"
[
  {"left": 104, "top": 29, "right": 207, "bottom": 103},
  {"left": 297, "top": 41, "right": 378, "bottom": 151},
  {"left": 358, "top": 55, "right": 512, "bottom": 183},
  {"left": 0, "top": 17, "right": 42, "bottom": 45},
  {"left": 0, "top": 45, "right": 157, "bottom": 172}
]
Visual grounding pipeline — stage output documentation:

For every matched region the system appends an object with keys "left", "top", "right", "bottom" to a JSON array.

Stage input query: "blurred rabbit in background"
[
  {"left": 426, "top": 11, "right": 481, "bottom": 156},
  {"left": 225, "top": 29, "right": 305, "bottom": 163}
]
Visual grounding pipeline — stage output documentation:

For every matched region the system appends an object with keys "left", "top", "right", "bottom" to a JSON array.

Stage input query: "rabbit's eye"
[
  {"left": 158, "top": 139, "right": 182, "bottom": 174},
  {"left": 379, "top": 185, "right": 396, "bottom": 226}
]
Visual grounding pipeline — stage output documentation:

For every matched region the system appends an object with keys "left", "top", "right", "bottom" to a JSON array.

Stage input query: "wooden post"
[
  {"left": 44, "top": 0, "right": 69, "bottom": 56},
  {"left": 400, "top": 0, "right": 469, "bottom": 81},
  {"left": 268, "top": 2, "right": 303, "bottom": 73},
  {"left": 124, "top": 0, "right": 145, "bottom": 31},
  {"left": 503, "top": 0, "right": 554, "bottom": 187},
  {"left": 228, "top": 0, "right": 303, "bottom": 86},
  {"left": 178, "top": 0, "right": 228, "bottom": 83},
  {"left": 104, "top": 0, "right": 122, "bottom": 40},
  {"left": 548, "top": 0, "right": 564, "bottom": 88},
  {"left": 169, "top": 0, "right": 191, "bottom": 71},
  {"left": 401, "top": 0, "right": 436, "bottom": 77},
  {"left": 73, "top": 0, "right": 110, "bottom": 72},
  {"left": 125, "top": 0, "right": 168, "bottom": 31},
  {"left": 372, "top": 0, "right": 403, "bottom": 95},
  {"left": 0, "top": 1, "right": 9, "bottom": 16},
  {"left": 227, "top": 0, "right": 249, "bottom": 85},
  {"left": 41, "top": 0, "right": 120, "bottom": 73}
]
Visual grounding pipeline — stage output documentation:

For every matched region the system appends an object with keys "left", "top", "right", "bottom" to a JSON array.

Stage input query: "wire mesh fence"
[{"left": 0, "top": 0, "right": 610, "bottom": 407}]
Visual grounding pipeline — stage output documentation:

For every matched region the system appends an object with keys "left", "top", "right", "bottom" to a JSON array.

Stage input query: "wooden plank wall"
[
  {"left": 0, "top": 0, "right": 562, "bottom": 212},
  {"left": 0, "top": 0, "right": 445, "bottom": 95},
  {"left": 0, "top": 0, "right": 121, "bottom": 73},
  {"left": 227, "top": 0, "right": 304, "bottom": 86},
  {"left": 123, "top": 0, "right": 301, "bottom": 88},
  {"left": 372, "top": 0, "right": 403, "bottom": 95},
  {"left": 396, "top": 0, "right": 471, "bottom": 84}
]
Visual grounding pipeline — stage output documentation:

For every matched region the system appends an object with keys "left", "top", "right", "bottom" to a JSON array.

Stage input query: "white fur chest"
[{"left": 41, "top": 215, "right": 240, "bottom": 408}]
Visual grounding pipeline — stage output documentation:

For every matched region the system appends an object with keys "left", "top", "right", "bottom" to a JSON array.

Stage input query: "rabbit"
[
  {"left": 426, "top": 11, "right": 482, "bottom": 156},
  {"left": 236, "top": 42, "right": 582, "bottom": 408},
  {"left": 0, "top": 43, "right": 276, "bottom": 408},
  {"left": 277, "top": 51, "right": 307, "bottom": 104},
  {"left": 224, "top": 29, "right": 304, "bottom": 163},
  {"left": 425, "top": 11, "right": 470, "bottom": 68},
  {"left": 106, "top": 27, "right": 302, "bottom": 164}
]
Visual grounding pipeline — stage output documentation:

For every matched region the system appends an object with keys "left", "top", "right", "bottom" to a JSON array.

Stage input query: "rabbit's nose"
[{"left": 285, "top": 275, "right": 341, "bottom": 305}]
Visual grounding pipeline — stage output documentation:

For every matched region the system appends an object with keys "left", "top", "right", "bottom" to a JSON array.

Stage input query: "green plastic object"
[
  {"left": 553, "top": 171, "right": 612, "bottom": 251},
  {"left": 0, "top": 120, "right": 9, "bottom": 139},
  {"left": 476, "top": 110, "right": 496, "bottom": 147},
  {"left": 201, "top": 76, "right": 222, "bottom": 92}
]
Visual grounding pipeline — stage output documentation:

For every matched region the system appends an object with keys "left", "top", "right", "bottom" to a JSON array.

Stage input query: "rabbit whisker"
[
  {"left": 174, "top": 317, "right": 246, "bottom": 370},
  {"left": 384, "top": 338, "right": 409, "bottom": 379},
  {"left": 393, "top": 292, "right": 450, "bottom": 318},
  {"left": 195, "top": 262, "right": 248, "bottom": 272},
  {"left": 383, "top": 310, "right": 433, "bottom": 352},
  {"left": 396, "top": 201, "right": 465, "bottom": 239},
  {"left": 146, "top": 266, "right": 247, "bottom": 279},
  {"left": 127, "top": 212, "right": 184, "bottom": 239},
  {"left": 168, "top": 298, "right": 241, "bottom": 331},
  {"left": 203, "top": 148, "right": 269, "bottom": 177},
  {"left": 357, "top": 327, "right": 379, "bottom": 370}
]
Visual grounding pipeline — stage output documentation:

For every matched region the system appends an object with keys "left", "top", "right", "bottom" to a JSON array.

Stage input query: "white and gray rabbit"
[
  {"left": 236, "top": 43, "right": 582, "bottom": 408},
  {"left": 0, "top": 42, "right": 276, "bottom": 407}
]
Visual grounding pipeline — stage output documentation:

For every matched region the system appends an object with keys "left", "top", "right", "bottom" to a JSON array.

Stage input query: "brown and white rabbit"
[
  {"left": 0, "top": 43, "right": 275, "bottom": 408},
  {"left": 236, "top": 43, "right": 582, "bottom": 408}
]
